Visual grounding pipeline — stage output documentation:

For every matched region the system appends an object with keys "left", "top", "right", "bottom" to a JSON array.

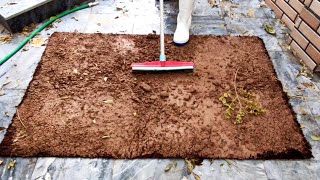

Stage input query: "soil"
[{"left": 0, "top": 32, "right": 312, "bottom": 159}]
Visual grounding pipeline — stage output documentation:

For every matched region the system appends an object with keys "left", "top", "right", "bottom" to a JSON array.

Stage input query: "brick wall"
[{"left": 266, "top": 0, "right": 320, "bottom": 72}]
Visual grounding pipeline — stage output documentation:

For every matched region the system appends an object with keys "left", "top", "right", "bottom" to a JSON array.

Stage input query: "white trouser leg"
[{"left": 173, "top": 0, "right": 195, "bottom": 44}]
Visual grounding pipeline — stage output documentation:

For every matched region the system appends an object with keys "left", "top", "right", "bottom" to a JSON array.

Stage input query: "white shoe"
[{"left": 173, "top": 0, "right": 195, "bottom": 45}]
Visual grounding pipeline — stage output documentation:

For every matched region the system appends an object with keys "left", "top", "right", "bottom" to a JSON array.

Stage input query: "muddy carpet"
[{"left": 0, "top": 32, "right": 312, "bottom": 159}]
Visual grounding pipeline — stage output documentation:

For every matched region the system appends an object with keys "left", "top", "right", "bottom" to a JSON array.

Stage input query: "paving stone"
[
  {"left": 31, "top": 158, "right": 113, "bottom": 180},
  {"left": 165, "top": 15, "right": 227, "bottom": 35},
  {"left": 0, "top": 46, "right": 45, "bottom": 90},
  {"left": 0, "top": 158, "right": 37, "bottom": 180},
  {"left": 276, "top": 160, "right": 320, "bottom": 179},
  {"left": 0, "top": 89, "right": 26, "bottom": 128},
  {"left": 84, "top": 13, "right": 134, "bottom": 34},
  {"left": 193, "top": 160, "right": 268, "bottom": 180},
  {"left": 1, "top": 0, "right": 320, "bottom": 179}
]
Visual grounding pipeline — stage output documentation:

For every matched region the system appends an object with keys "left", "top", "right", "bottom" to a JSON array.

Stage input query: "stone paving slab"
[{"left": 0, "top": 0, "right": 320, "bottom": 179}]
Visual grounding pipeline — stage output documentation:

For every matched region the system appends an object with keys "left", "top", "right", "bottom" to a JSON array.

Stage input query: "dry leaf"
[
  {"left": 263, "top": 24, "right": 276, "bottom": 35},
  {"left": 164, "top": 161, "right": 177, "bottom": 172},
  {"left": 300, "top": 125, "right": 305, "bottom": 128},
  {"left": 247, "top": 9, "right": 255, "bottom": 17},
  {"left": 311, "top": 135, "right": 320, "bottom": 141},
  {"left": 0, "top": 90, "right": 5, "bottom": 96},
  {"left": 71, "top": 17, "right": 79, "bottom": 21},
  {"left": 260, "top": 4, "right": 267, "bottom": 8},
  {"left": 102, "top": 135, "right": 111, "bottom": 139},
  {"left": 0, "top": 36, "right": 12, "bottom": 44},
  {"left": 208, "top": 0, "right": 218, "bottom": 7},
  {"left": 73, "top": 69, "right": 78, "bottom": 74},
  {"left": 103, "top": 100, "right": 114, "bottom": 104},
  {"left": 21, "top": 23, "right": 37, "bottom": 36},
  {"left": 8, "top": 160, "right": 16, "bottom": 169},
  {"left": 193, "top": 172, "right": 201, "bottom": 180},
  {"left": 185, "top": 159, "right": 195, "bottom": 174},
  {"left": 2, "top": 80, "right": 11, "bottom": 87},
  {"left": 4, "top": 112, "right": 9, "bottom": 117},
  {"left": 185, "top": 159, "right": 202, "bottom": 175},
  {"left": 103, "top": 77, "right": 108, "bottom": 82},
  {"left": 30, "top": 38, "right": 46, "bottom": 47}
]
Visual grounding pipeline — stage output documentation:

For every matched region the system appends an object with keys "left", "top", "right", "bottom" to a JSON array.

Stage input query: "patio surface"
[{"left": 0, "top": 0, "right": 320, "bottom": 179}]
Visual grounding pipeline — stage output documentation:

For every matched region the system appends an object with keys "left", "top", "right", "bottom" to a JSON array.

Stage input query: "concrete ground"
[{"left": 0, "top": 0, "right": 320, "bottom": 179}]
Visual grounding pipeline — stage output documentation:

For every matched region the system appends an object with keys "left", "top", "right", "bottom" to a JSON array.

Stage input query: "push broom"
[{"left": 131, "top": 0, "right": 195, "bottom": 71}]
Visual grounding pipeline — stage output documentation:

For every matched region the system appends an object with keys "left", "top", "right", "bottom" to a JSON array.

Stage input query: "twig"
[
  {"left": 233, "top": 69, "right": 243, "bottom": 110},
  {"left": 16, "top": 109, "right": 28, "bottom": 132}
]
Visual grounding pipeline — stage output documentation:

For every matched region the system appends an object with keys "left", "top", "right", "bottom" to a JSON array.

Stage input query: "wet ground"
[{"left": 0, "top": 0, "right": 320, "bottom": 179}]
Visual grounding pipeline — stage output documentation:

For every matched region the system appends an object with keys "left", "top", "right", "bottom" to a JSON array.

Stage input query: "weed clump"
[{"left": 219, "top": 69, "right": 266, "bottom": 124}]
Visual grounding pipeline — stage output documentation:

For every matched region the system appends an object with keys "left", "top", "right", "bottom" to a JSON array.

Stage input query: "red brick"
[
  {"left": 295, "top": 16, "right": 302, "bottom": 27},
  {"left": 289, "top": 0, "right": 304, "bottom": 13},
  {"left": 282, "top": 14, "right": 295, "bottom": 30},
  {"left": 306, "top": 44, "right": 320, "bottom": 64},
  {"left": 287, "top": 35, "right": 293, "bottom": 44},
  {"left": 300, "top": 8, "right": 320, "bottom": 31},
  {"left": 299, "top": 22, "right": 320, "bottom": 50},
  {"left": 304, "top": 0, "right": 313, "bottom": 6},
  {"left": 266, "top": 0, "right": 283, "bottom": 18},
  {"left": 290, "top": 28, "right": 309, "bottom": 49},
  {"left": 290, "top": 40, "right": 317, "bottom": 70},
  {"left": 310, "top": 0, "right": 320, "bottom": 17},
  {"left": 276, "top": 0, "right": 298, "bottom": 21}
]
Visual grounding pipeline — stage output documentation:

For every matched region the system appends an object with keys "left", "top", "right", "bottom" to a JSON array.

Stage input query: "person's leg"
[{"left": 173, "top": 0, "right": 195, "bottom": 46}]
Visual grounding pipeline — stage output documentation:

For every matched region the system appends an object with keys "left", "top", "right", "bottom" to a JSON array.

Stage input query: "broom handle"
[{"left": 159, "top": 0, "right": 166, "bottom": 62}]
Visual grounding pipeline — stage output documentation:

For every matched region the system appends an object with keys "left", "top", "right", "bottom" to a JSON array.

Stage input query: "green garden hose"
[{"left": 0, "top": 2, "right": 99, "bottom": 66}]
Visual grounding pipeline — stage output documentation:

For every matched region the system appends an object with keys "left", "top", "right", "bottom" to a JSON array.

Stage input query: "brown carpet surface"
[{"left": 0, "top": 33, "right": 312, "bottom": 159}]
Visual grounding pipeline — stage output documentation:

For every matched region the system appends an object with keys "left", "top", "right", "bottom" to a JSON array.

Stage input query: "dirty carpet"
[{"left": 0, "top": 32, "right": 312, "bottom": 159}]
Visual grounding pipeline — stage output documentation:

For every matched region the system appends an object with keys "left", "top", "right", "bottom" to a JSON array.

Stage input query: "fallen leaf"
[
  {"left": 0, "top": 90, "right": 5, "bottom": 96},
  {"left": 208, "top": 0, "right": 218, "bottom": 7},
  {"left": 164, "top": 161, "right": 177, "bottom": 172},
  {"left": 193, "top": 172, "right": 201, "bottom": 180},
  {"left": 247, "top": 9, "right": 255, "bottom": 18},
  {"left": 50, "top": 16, "right": 62, "bottom": 23},
  {"left": 103, "top": 100, "right": 114, "bottom": 104},
  {"left": 0, "top": 35, "right": 12, "bottom": 44},
  {"left": 116, "top": 3, "right": 126, "bottom": 10},
  {"left": 71, "top": 17, "right": 79, "bottom": 21},
  {"left": 311, "top": 135, "right": 320, "bottom": 141},
  {"left": 260, "top": 4, "right": 267, "bottom": 8},
  {"left": 8, "top": 160, "right": 16, "bottom": 169},
  {"left": 0, "top": 160, "right": 3, "bottom": 165},
  {"left": 30, "top": 38, "right": 46, "bottom": 47},
  {"left": 73, "top": 69, "right": 78, "bottom": 74},
  {"left": 300, "top": 125, "right": 305, "bottom": 128},
  {"left": 21, "top": 23, "right": 37, "bottom": 36},
  {"left": 185, "top": 159, "right": 195, "bottom": 174},
  {"left": 102, "top": 135, "right": 111, "bottom": 139},
  {"left": 263, "top": 24, "right": 276, "bottom": 35},
  {"left": 103, "top": 77, "right": 108, "bottom": 82}
]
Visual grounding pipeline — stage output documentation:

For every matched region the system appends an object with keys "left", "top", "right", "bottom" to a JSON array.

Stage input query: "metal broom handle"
[{"left": 159, "top": 0, "right": 166, "bottom": 62}]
